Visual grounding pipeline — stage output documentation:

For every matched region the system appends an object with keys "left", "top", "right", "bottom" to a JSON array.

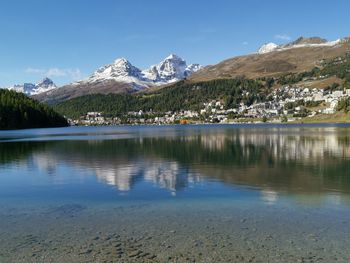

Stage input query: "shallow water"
[{"left": 1, "top": 124, "right": 350, "bottom": 262}]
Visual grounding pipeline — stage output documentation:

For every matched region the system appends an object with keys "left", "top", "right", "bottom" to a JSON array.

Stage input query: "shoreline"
[
  {"left": 2, "top": 121, "right": 350, "bottom": 133},
  {"left": 1, "top": 201, "right": 350, "bottom": 263},
  {"left": 67, "top": 112, "right": 350, "bottom": 127}
]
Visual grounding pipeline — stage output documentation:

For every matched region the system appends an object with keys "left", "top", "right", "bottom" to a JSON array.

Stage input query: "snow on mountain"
[
  {"left": 185, "top": 63, "right": 203, "bottom": 76},
  {"left": 257, "top": 37, "right": 343, "bottom": 55},
  {"left": 6, "top": 78, "right": 57, "bottom": 95},
  {"left": 142, "top": 54, "right": 202, "bottom": 84},
  {"left": 76, "top": 54, "right": 202, "bottom": 90},
  {"left": 257, "top": 43, "right": 279, "bottom": 54},
  {"left": 78, "top": 58, "right": 149, "bottom": 90},
  {"left": 34, "top": 78, "right": 57, "bottom": 94},
  {"left": 92, "top": 58, "right": 143, "bottom": 82}
]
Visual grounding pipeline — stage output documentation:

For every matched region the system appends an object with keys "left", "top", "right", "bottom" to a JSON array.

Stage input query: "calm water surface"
[{"left": 1, "top": 124, "right": 350, "bottom": 262}]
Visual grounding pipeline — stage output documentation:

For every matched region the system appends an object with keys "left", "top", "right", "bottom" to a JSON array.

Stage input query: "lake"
[{"left": 1, "top": 124, "right": 350, "bottom": 262}]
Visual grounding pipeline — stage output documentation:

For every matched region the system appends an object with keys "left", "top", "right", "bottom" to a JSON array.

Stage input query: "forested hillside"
[
  {"left": 0, "top": 89, "right": 68, "bottom": 130},
  {"left": 53, "top": 53, "right": 350, "bottom": 120},
  {"left": 53, "top": 78, "right": 267, "bottom": 118}
]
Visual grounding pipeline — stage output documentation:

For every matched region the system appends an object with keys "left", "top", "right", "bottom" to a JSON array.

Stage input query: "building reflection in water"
[{"left": 3, "top": 126, "right": 350, "bottom": 204}]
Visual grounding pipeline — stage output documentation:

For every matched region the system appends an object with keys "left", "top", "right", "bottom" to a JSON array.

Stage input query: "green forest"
[
  {"left": 276, "top": 53, "right": 350, "bottom": 87},
  {"left": 0, "top": 89, "right": 68, "bottom": 130},
  {"left": 54, "top": 78, "right": 268, "bottom": 118}
]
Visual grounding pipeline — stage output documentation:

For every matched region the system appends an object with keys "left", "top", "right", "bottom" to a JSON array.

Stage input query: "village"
[{"left": 68, "top": 84, "right": 350, "bottom": 126}]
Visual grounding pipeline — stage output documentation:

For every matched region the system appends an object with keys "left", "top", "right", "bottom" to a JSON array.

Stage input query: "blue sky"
[{"left": 0, "top": 0, "right": 349, "bottom": 86}]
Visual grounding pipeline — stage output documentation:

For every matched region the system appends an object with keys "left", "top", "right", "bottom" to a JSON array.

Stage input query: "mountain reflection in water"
[{"left": 1, "top": 126, "right": 350, "bottom": 204}]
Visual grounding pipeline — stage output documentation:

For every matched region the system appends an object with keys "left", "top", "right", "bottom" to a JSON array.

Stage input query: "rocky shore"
[{"left": 1, "top": 201, "right": 349, "bottom": 263}]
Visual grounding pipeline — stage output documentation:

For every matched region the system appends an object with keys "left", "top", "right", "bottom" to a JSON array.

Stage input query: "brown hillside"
[
  {"left": 189, "top": 39, "right": 350, "bottom": 82},
  {"left": 33, "top": 80, "right": 134, "bottom": 104}
]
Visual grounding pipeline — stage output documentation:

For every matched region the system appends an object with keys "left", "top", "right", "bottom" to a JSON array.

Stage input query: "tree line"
[
  {"left": 53, "top": 78, "right": 270, "bottom": 118},
  {"left": 0, "top": 89, "right": 68, "bottom": 130}
]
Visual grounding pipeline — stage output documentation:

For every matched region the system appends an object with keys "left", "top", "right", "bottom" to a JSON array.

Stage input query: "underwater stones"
[{"left": 46, "top": 204, "right": 86, "bottom": 218}]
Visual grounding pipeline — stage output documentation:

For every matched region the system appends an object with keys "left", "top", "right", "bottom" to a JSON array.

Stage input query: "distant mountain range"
[
  {"left": 6, "top": 78, "right": 57, "bottom": 96},
  {"left": 82, "top": 54, "right": 202, "bottom": 89},
  {"left": 5, "top": 36, "right": 350, "bottom": 105},
  {"left": 33, "top": 54, "right": 202, "bottom": 103}
]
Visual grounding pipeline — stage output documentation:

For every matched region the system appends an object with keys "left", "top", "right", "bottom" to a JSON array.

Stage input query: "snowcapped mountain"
[
  {"left": 6, "top": 78, "right": 57, "bottom": 95},
  {"left": 35, "top": 78, "right": 57, "bottom": 94},
  {"left": 257, "top": 37, "right": 342, "bottom": 54},
  {"left": 34, "top": 54, "right": 202, "bottom": 103},
  {"left": 79, "top": 58, "right": 149, "bottom": 90},
  {"left": 142, "top": 54, "right": 202, "bottom": 84},
  {"left": 257, "top": 43, "right": 279, "bottom": 54},
  {"left": 91, "top": 58, "right": 143, "bottom": 82},
  {"left": 74, "top": 54, "right": 202, "bottom": 89}
]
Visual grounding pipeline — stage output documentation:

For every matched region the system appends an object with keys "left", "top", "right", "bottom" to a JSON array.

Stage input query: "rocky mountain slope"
[
  {"left": 34, "top": 55, "right": 202, "bottom": 104},
  {"left": 257, "top": 37, "right": 340, "bottom": 54},
  {"left": 190, "top": 36, "right": 350, "bottom": 82}
]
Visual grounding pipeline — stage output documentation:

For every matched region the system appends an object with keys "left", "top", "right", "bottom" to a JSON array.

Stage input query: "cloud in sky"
[
  {"left": 25, "top": 67, "right": 84, "bottom": 81},
  {"left": 274, "top": 34, "right": 291, "bottom": 41}
]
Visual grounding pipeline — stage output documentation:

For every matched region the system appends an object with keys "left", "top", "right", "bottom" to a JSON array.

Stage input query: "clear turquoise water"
[{"left": 1, "top": 124, "right": 350, "bottom": 262}]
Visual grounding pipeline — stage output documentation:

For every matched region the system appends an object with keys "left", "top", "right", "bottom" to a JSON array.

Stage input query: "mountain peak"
[
  {"left": 86, "top": 58, "right": 143, "bottom": 85},
  {"left": 6, "top": 78, "right": 57, "bottom": 96},
  {"left": 78, "top": 54, "right": 202, "bottom": 89},
  {"left": 257, "top": 43, "right": 279, "bottom": 54},
  {"left": 38, "top": 77, "right": 54, "bottom": 86},
  {"left": 113, "top": 58, "right": 130, "bottom": 66},
  {"left": 150, "top": 54, "right": 188, "bottom": 83},
  {"left": 285, "top": 36, "right": 327, "bottom": 47},
  {"left": 165, "top": 54, "right": 182, "bottom": 60}
]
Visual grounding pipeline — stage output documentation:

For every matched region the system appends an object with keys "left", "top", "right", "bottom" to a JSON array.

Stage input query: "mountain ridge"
[
  {"left": 189, "top": 36, "right": 350, "bottom": 82},
  {"left": 34, "top": 54, "right": 202, "bottom": 103},
  {"left": 6, "top": 77, "right": 57, "bottom": 96},
  {"left": 32, "top": 35, "right": 350, "bottom": 104},
  {"left": 257, "top": 36, "right": 342, "bottom": 55},
  {"left": 73, "top": 54, "right": 202, "bottom": 88}
]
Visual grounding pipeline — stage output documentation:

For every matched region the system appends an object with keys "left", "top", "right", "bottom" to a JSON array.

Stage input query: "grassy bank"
[{"left": 294, "top": 112, "right": 350, "bottom": 123}]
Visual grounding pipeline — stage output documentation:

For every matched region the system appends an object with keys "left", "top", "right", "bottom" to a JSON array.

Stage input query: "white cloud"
[
  {"left": 46, "top": 68, "right": 68, "bottom": 77},
  {"left": 25, "top": 67, "right": 84, "bottom": 81},
  {"left": 25, "top": 68, "right": 46, "bottom": 74},
  {"left": 274, "top": 34, "right": 291, "bottom": 41},
  {"left": 242, "top": 41, "right": 248, "bottom": 45}
]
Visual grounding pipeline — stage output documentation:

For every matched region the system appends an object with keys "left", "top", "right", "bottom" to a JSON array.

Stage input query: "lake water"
[{"left": 1, "top": 124, "right": 350, "bottom": 262}]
